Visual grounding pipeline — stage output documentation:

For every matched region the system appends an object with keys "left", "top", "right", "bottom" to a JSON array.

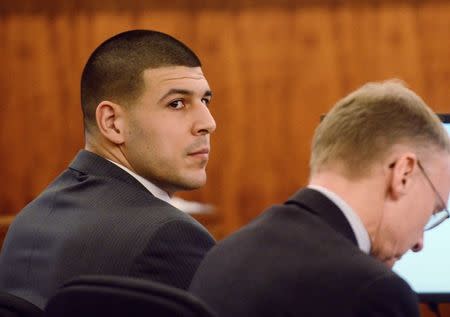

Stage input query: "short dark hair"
[{"left": 80, "top": 29, "right": 201, "bottom": 132}]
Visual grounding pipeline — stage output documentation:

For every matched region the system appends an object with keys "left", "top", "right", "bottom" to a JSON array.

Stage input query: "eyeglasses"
[{"left": 417, "top": 161, "right": 450, "bottom": 230}]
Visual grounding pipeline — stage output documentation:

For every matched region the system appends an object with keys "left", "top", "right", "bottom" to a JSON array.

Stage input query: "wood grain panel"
[
  {"left": 1, "top": 2, "right": 450, "bottom": 316},
  {"left": 1, "top": 1, "right": 449, "bottom": 227}
]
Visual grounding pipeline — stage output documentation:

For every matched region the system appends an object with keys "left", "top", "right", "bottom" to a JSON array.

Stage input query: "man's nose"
[
  {"left": 192, "top": 103, "right": 216, "bottom": 136},
  {"left": 411, "top": 237, "right": 424, "bottom": 252}
]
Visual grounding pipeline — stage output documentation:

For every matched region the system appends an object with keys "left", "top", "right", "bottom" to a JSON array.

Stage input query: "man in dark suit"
[
  {"left": 190, "top": 80, "right": 450, "bottom": 316},
  {"left": 0, "top": 30, "right": 216, "bottom": 309}
]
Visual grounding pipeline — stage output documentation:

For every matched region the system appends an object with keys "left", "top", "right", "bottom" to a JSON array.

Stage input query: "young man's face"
[
  {"left": 373, "top": 154, "right": 450, "bottom": 268},
  {"left": 121, "top": 66, "right": 216, "bottom": 195}
]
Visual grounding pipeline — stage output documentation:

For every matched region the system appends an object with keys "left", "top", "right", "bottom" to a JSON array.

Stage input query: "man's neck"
[
  {"left": 309, "top": 170, "right": 385, "bottom": 248},
  {"left": 85, "top": 138, "right": 132, "bottom": 171}
]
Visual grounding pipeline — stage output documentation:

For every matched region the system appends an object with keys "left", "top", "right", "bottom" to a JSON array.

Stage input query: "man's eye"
[
  {"left": 201, "top": 98, "right": 211, "bottom": 106},
  {"left": 169, "top": 100, "right": 185, "bottom": 109}
]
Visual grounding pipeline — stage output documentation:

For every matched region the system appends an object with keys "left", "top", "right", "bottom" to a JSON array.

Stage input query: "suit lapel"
[{"left": 286, "top": 188, "right": 358, "bottom": 246}]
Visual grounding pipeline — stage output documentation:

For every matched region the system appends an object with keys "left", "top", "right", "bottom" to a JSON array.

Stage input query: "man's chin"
[
  {"left": 384, "top": 256, "right": 401, "bottom": 269},
  {"left": 176, "top": 174, "right": 207, "bottom": 191}
]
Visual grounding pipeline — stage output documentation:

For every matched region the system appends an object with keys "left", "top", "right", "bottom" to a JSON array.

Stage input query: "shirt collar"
[
  {"left": 106, "top": 159, "right": 172, "bottom": 205},
  {"left": 308, "top": 185, "right": 371, "bottom": 254}
]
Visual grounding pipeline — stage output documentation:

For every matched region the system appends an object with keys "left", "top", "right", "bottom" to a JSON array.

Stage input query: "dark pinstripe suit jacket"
[
  {"left": 0, "top": 150, "right": 215, "bottom": 309},
  {"left": 190, "top": 188, "right": 420, "bottom": 317}
]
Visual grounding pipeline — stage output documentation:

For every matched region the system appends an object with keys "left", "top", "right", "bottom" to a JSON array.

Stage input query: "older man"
[{"left": 190, "top": 80, "right": 450, "bottom": 317}]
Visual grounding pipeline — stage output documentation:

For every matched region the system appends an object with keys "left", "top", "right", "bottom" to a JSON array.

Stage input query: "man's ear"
[
  {"left": 388, "top": 153, "right": 418, "bottom": 200},
  {"left": 95, "top": 101, "right": 126, "bottom": 145}
]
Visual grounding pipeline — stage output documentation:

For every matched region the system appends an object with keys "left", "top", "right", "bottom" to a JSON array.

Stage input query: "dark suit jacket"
[
  {"left": 0, "top": 150, "right": 215, "bottom": 309},
  {"left": 190, "top": 188, "right": 420, "bottom": 317}
]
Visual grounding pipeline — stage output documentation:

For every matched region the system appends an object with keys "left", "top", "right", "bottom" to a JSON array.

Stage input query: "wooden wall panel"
[
  {"left": 0, "top": 1, "right": 449, "bottom": 230},
  {"left": 1, "top": 1, "right": 450, "bottom": 316},
  {"left": 0, "top": 0, "right": 449, "bottom": 281},
  {"left": 0, "top": 1, "right": 449, "bottom": 228}
]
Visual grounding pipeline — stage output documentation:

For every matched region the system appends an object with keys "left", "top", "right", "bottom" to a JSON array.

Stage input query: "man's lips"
[{"left": 188, "top": 148, "right": 210, "bottom": 158}]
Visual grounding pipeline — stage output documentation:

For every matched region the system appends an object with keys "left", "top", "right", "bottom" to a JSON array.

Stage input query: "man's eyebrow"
[{"left": 158, "top": 89, "right": 213, "bottom": 103}]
